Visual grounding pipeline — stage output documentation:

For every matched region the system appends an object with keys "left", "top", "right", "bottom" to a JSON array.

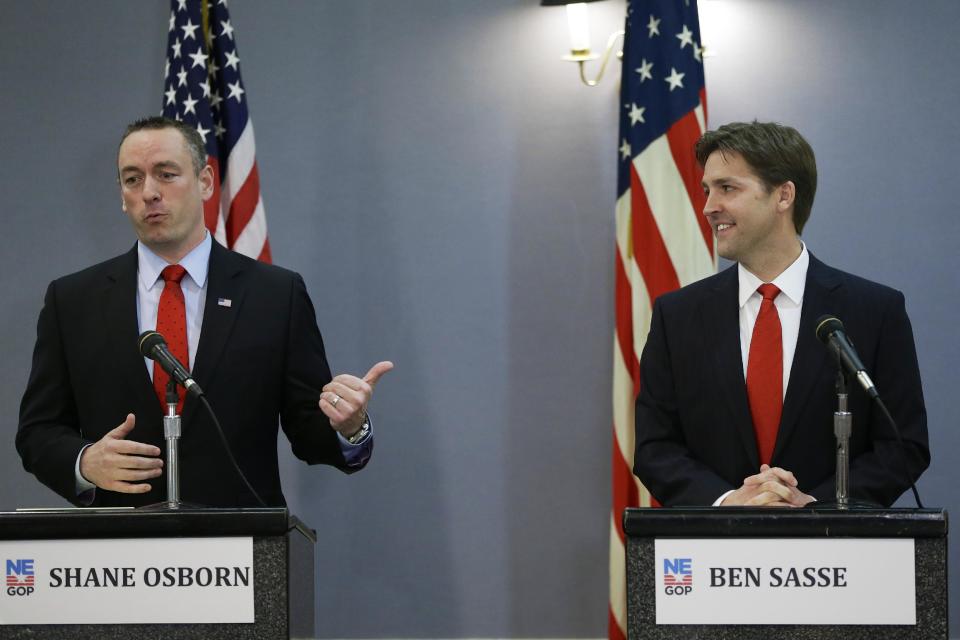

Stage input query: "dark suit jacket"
[
  {"left": 17, "top": 241, "right": 358, "bottom": 507},
  {"left": 633, "top": 254, "right": 929, "bottom": 507}
]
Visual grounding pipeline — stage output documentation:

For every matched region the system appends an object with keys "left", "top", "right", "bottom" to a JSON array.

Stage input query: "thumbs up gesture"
[{"left": 319, "top": 361, "right": 394, "bottom": 436}]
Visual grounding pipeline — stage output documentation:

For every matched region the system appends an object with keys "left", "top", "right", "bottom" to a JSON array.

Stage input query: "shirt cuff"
[
  {"left": 336, "top": 416, "right": 373, "bottom": 468},
  {"left": 75, "top": 445, "right": 96, "bottom": 505},
  {"left": 714, "top": 489, "right": 735, "bottom": 506}
]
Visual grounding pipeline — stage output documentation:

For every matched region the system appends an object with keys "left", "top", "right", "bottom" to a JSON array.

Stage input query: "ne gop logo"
[
  {"left": 662, "top": 557, "right": 692, "bottom": 595},
  {"left": 6, "top": 559, "right": 35, "bottom": 597}
]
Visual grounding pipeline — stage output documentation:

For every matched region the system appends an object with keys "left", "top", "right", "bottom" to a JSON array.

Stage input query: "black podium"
[
  {"left": 624, "top": 507, "right": 948, "bottom": 639},
  {"left": 0, "top": 507, "right": 315, "bottom": 639}
]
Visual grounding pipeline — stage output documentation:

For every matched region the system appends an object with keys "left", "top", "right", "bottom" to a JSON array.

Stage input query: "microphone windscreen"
[
  {"left": 815, "top": 315, "right": 844, "bottom": 343},
  {"left": 138, "top": 330, "right": 167, "bottom": 358}
]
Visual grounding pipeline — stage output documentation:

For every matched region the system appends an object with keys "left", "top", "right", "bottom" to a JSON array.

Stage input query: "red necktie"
[
  {"left": 154, "top": 265, "right": 189, "bottom": 414},
  {"left": 746, "top": 283, "right": 782, "bottom": 465}
]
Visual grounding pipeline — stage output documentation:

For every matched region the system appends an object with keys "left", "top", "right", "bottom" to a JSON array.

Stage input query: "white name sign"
[
  {"left": 0, "top": 537, "right": 254, "bottom": 624},
  {"left": 654, "top": 538, "right": 915, "bottom": 625}
]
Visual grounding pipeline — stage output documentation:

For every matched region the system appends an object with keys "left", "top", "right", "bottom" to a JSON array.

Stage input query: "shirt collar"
[
  {"left": 737, "top": 242, "right": 809, "bottom": 308},
  {"left": 137, "top": 231, "right": 212, "bottom": 290}
]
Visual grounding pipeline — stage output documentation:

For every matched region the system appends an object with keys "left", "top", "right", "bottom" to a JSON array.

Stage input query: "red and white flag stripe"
[
  {"left": 219, "top": 121, "right": 270, "bottom": 261},
  {"left": 609, "top": 108, "right": 714, "bottom": 637}
]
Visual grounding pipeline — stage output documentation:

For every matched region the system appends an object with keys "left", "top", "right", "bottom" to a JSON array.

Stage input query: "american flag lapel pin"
[{"left": 217, "top": 298, "right": 232, "bottom": 308}]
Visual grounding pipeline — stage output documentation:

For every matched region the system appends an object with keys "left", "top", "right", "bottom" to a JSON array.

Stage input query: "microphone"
[
  {"left": 138, "top": 331, "right": 204, "bottom": 399},
  {"left": 814, "top": 315, "right": 878, "bottom": 399}
]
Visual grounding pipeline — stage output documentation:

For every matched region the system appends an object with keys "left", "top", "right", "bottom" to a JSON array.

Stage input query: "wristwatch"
[{"left": 345, "top": 415, "right": 370, "bottom": 445}]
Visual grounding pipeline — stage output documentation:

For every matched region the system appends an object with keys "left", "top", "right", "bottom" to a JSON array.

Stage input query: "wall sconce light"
[{"left": 542, "top": 0, "right": 624, "bottom": 87}]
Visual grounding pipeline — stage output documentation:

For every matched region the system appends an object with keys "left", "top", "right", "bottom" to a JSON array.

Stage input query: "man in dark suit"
[
  {"left": 633, "top": 121, "right": 929, "bottom": 508},
  {"left": 17, "top": 116, "right": 392, "bottom": 508}
]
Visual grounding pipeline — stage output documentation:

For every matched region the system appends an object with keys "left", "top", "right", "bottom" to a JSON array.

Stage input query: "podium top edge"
[
  {"left": 0, "top": 507, "right": 314, "bottom": 540},
  {"left": 622, "top": 507, "right": 948, "bottom": 538}
]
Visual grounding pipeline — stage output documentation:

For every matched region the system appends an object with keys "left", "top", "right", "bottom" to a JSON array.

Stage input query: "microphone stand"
[
  {"left": 833, "top": 361, "right": 852, "bottom": 510},
  {"left": 142, "top": 380, "right": 197, "bottom": 510},
  {"left": 163, "top": 380, "right": 183, "bottom": 508}
]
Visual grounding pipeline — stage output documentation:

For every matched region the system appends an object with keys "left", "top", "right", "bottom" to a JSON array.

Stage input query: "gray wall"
[{"left": 0, "top": 1, "right": 957, "bottom": 637}]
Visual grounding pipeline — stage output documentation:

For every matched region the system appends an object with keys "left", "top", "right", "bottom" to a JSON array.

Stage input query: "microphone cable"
[
  {"left": 872, "top": 395, "right": 924, "bottom": 509},
  {"left": 198, "top": 395, "right": 267, "bottom": 508}
]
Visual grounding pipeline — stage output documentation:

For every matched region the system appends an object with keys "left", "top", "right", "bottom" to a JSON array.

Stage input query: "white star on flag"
[
  {"left": 647, "top": 15, "right": 661, "bottom": 37},
  {"left": 665, "top": 67, "right": 685, "bottom": 90},
  {"left": 628, "top": 103, "right": 646, "bottom": 125},
  {"left": 676, "top": 25, "right": 694, "bottom": 49},
  {"left": 188, "top": 48, "right": 208, "bottom": 69},
  {"left": 635, "top": 58, "right": 653, "bottom": 82},
  {"left": 182, "top": 94, "right": 198, "bottom": 115},
  {"left": 181, "top": 19, "right": 199, "bottom": 40},
  {"left": 227, "top": 80, "right": 244, "bottom": 102},
  {"left": 224, "top": 50, "right": 240, "bottom": 70}
]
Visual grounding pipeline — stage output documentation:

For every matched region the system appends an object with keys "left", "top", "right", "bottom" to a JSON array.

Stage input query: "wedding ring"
[{"left": 331, "top": 394, "right": 341, "bottom": 407}]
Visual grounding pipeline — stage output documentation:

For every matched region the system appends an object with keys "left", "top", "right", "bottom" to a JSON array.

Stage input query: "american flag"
[
  {"left": 609, "top": 1, "right": 713, "bottom": 637},
  {"left": 162, "top": 0, "right": 271, "bottom": 262}
]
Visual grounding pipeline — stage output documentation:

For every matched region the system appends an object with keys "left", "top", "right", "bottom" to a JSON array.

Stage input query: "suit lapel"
[
  {"left": 101, "top": 246, "right": 163, "bottom": 438},
  {"left": 707, "top": 266, "right": 760, "bottom": 468},
  {"left": 183, "top": 241, "right": 247, "bottom": 424},
  {"left": 772, "top": 254, "right": 843, "bottom": 461}
]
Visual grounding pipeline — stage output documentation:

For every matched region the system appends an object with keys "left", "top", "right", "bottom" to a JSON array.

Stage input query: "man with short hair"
[
  {"left": 17, "top": 116, "right": 391, "bottom": 507},
  {"left": 633, "top": 121, "right": 929, "bottom": 507}
]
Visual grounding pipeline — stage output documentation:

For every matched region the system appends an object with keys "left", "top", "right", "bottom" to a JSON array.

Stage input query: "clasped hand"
[{"left": 721, "top": 464, "right": 815, "bottom": 507}]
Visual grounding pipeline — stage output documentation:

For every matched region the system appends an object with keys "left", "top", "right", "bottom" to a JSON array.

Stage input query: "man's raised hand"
[{"left": 319, "top": 361, "right": 394, "bottom": 437}]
